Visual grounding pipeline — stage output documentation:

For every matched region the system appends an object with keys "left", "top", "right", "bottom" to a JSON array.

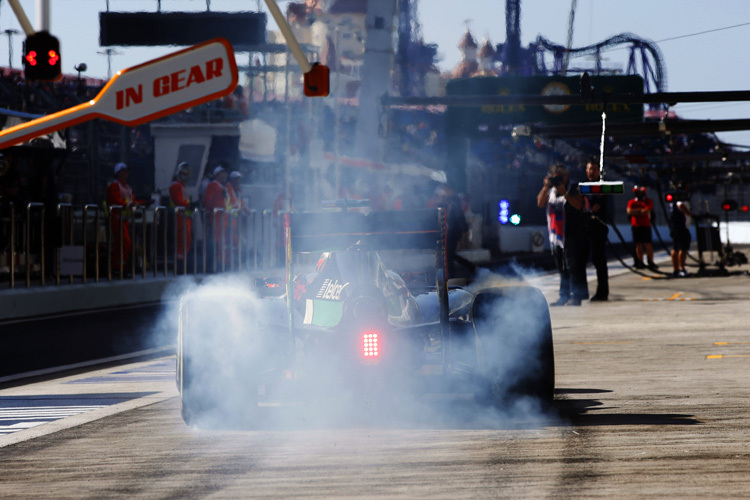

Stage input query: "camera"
[{"left": 550, "top": 174, "right": 564, "bottom": 187}]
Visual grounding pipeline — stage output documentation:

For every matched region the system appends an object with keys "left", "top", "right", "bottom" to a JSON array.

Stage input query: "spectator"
[
  {"left": 627, "top": 186, "right": 658, "bottom": 270},
  {"left": 537, "top": 164, "right": 571, "bottom": 306},
  {"left": 203, "top": 166, "right": 231, "bottom": 270},
  {"left": 228, "top": 171, "right": 250, "bottom": 215},
  {"left": 169, "top": 162, "right": 194, "bottom": 261},
  {"left": 105, "top": 162, "right": 141, "bottom": 274}
]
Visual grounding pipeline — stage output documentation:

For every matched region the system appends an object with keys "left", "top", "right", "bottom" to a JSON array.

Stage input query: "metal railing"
[{"left": 0, "top": 203, "right": 284, "bottom": 289}]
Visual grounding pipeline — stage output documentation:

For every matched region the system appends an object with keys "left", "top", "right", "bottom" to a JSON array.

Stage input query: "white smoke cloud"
[{"left": 155, "top": 266, "right": 559, "bottom": 431}]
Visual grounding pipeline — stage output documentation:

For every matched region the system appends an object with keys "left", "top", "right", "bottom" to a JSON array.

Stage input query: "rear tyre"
[
  {"left": 178, "top": 293, "right": 261, "bottom": 429},
  {"left": 471, "top": 286, "right": 555, "bottom": 410}
]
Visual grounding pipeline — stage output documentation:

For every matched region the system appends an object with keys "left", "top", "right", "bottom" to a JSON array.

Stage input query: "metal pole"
[
  {"left": 201, "top": 209, "right": 207, "bottom": 273},
  {"left": 141, "top": 207, "right": 147, "bottom": 279},
  {"left": 68, "top": 206, "right": 74, "bottom": 284},
  {"left": 263, "top": 0, "right": 312, "bottom": 73},
  {"left": 192, "top": 210, "right": 198, "bottom": 275},
  {"left": 94, "top": 207, "right": 100, "bottom": 282},
  {"left": 25, "top": 202, "right": 44, "bottom": 287},
  {"left": 9, "top": 202, "right": 14, "bottom": 289},
  {"left": 107, "top": 206, "right": 113, "bottom": 282},
  {"left": 83, "top": 204, "right": 98, "bottom": 284},
  {"left": 130, "top": 207, "right": 138, "bottom": 280},
  {"left": 173, "top": 207, "right": 179, "bottom": 276},
  {"left": 7, "top": 0, "right": 34, "bottom": 36},
  {"left": 230, "top": 209, "right": 238, "bottom": 272},
  {"left": 182, "top": 209, "right": 188, "bottom": 275},
  {"left": 36, "top": 0, "right": 50, "bottom": 32},
  {"left": 153, "top": 207, "right": 161, "bottom": 278},
  {"left": 161, "top": 206, "right": 168, "bottom": 277}
]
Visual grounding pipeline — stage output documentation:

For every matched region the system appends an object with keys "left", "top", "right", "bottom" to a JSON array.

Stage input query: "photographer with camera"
[{"left": 537, "top": 164, "right": 571, "bottom": 306}]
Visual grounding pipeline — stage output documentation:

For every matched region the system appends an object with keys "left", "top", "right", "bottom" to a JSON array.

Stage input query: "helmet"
[{"left": 177, "top": 161, "right": 190, "bottom": 174}]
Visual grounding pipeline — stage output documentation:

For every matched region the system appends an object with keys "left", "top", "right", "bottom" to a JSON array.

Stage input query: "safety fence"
[{"left": 0, "top": 202, "right": 287, "bottom": 289}]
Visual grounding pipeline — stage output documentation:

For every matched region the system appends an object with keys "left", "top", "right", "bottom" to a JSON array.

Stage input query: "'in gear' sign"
[{"left": 0, "top": 38, "right": 238, "bottom": 149}]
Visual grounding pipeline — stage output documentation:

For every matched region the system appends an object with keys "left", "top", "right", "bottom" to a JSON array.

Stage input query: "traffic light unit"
[{"left": 23, "top": 31, "right": 61, "bottom": 81}]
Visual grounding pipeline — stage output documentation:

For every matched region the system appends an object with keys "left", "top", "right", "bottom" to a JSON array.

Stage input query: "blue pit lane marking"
[
  {"left": 65, "top": 359, "right": 176, "bottom": 385},
  {"left": 0, "top": 393, "right": 157, "bottom": 437}
]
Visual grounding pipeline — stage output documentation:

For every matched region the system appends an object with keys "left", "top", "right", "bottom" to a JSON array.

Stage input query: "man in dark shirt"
[
  {"left": 564, "top": 159, "right": 610, "bottom": 304},
  {"left": 583, "top": 160, "right": 609, "bottom": 301}
]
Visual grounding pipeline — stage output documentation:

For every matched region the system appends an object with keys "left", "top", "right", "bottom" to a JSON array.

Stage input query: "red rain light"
[
  {"left": 362, "top": 331, "right": 380, "bottom": 358},
  {"left": 665, "top": 193, "right": 674, "bottom": 202},
  {"left": 742, "top": 205, "right": 749, "bottom": 213}
]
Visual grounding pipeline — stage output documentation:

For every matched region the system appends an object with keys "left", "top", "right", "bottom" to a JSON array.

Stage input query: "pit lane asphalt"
[{"left": 0, "top": 249, "right": 749, "bottom": 499}]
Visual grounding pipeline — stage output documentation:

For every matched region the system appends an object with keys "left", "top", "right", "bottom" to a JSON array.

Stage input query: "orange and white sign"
[{"left": 0, "top": 38, "right": 238, "bottom": 149}]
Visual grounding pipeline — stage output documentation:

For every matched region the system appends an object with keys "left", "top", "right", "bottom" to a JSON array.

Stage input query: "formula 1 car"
[{"left": 177, "top": 208, "right": 554, "bottom": 428}]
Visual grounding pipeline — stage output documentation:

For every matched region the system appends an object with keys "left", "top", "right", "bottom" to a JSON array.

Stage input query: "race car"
[{"left": 177, "top": 208, "right": 554, "bottom": 428}]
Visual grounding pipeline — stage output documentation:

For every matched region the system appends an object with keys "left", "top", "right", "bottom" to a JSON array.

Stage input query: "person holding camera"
[{"left": 537, "top": 164, "right": 571, "bottom": 306}]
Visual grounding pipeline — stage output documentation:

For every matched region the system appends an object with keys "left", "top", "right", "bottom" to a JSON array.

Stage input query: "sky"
[{"left": 1, "top": 0, "right": 750, "bottom": 145}]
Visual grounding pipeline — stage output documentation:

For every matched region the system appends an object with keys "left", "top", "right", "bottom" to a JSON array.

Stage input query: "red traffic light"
[
  {"left": 721, "top": 199, "right": 738, "bottom": 211},
  {"left": 23, "top": 31, "right": 61, "bottom": 81},
  {"left": 742, "top": 205, "right": 750, "bottom": 213},
  {"left": 665, "top": 193, "right": 674, "bottom": 202}
]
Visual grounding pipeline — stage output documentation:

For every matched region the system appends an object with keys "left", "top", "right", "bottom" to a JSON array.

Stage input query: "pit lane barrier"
[{"left": 0, "top": 203, "right": 284, "bottom": 288}]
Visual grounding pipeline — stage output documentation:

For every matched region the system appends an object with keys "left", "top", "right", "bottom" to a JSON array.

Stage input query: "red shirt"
[
  {"left": 627, "top": 197, "right": 653, "bottom": 227},
  {"left": 106, "top": 179, "right": 134, "bottom": 212},
  {"left": 204, "top": 180, "right": 229, "bottom": 212},
  {"left": 169, "top": 180, "right": 190, "bottom": 208}
]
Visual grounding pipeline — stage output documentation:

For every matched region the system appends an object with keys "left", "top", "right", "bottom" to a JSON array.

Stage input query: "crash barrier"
[{"left": 0, "top": 203, "right": 286, "bottom": 288}]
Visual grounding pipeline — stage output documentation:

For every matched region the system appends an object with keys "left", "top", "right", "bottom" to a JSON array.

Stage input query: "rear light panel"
[{"left": 362, "top": 331, "right": 380, "bottom": 359}]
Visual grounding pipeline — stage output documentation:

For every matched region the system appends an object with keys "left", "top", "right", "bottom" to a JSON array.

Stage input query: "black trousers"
[
  {"left": 590, "top": 233, "right": 609, "bottom": 298},
  {"left": 565, "top": 235, "right": 589, "bottom": 301},
  {"left": 554, "top": 245, "right": 571, "bottom": 301}
]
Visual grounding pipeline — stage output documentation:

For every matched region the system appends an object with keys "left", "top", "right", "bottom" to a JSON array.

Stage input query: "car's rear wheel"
[
  {"left": 178, "top": 293, "right": 261, "bottom": 429},
  {"left": 471, "top": 286, "right": 555, "bottom": 410}
]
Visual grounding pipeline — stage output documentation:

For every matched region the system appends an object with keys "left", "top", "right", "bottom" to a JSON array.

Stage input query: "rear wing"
[
  {"left": 288, "top": 209, "right": 446, "bottom": 254},
  {"left": 284, "top": 208, "right": 450, "bottom": 345}
]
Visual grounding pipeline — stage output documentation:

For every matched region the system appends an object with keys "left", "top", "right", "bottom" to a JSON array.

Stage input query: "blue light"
[
  {"left": 498, "top": 199, "right": 510, "bottom": 224},
  {"left": 510, "top": 214, "right": 521, "bottom": 226}
]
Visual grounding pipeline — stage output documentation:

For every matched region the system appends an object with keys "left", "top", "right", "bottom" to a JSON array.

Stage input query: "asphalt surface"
[{"left": 1, "top": 250, "right": 749, "bottom": 499}]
